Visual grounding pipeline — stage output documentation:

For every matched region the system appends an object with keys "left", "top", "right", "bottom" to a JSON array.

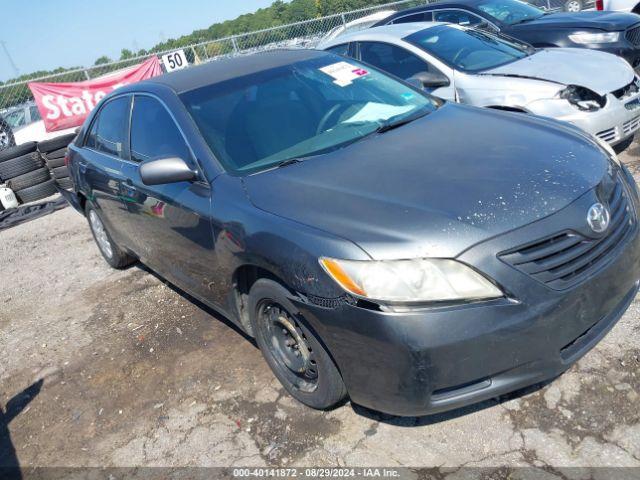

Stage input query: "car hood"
[
  {"left": 484, "top": 48, "right": 634, "bottom": 96},
  {"left": 512, "top": 11, "right": 639, "bottom": 31},
  {"left": 242, "top": 103, "right": 609, "bottom": 260}
]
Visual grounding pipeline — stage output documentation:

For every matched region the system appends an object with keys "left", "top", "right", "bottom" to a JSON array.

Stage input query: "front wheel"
[
  {"left": 249, "top": 279, "right": 347, "bottom": 410},
  {"left": 86, "top": 203, "right": 135, "bottom": 269}
]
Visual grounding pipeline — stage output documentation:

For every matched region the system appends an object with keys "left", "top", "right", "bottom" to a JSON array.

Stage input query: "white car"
[
  {"left": 320, "top": 22, "right": 640, "bottom": 151},
  {"left": 321, "top": 10, "right": 397, "bottom": 42},
  {"left": 596, "top": 0, "right": 640, "bottom": 12}
]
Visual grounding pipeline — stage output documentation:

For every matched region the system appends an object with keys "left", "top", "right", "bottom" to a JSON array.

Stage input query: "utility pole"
[{"left": 0, "top": 40, "right": 19, "bottom": 78}]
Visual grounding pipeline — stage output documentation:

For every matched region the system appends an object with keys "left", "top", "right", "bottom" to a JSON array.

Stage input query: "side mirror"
[
  {"left": 406, "top": 71, "right": 450, "bottom": 90},
  {"left": 139, "top": 157, "right": 196, "bottom": 186}
]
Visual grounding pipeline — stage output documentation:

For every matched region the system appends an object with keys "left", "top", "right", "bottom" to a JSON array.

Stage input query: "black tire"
[
  {"left": 7, "top": 167, "right": 51, "bottom": 191},
  {"left": 37, "top": 133, "right": 76, "bottom": 154},
  {"left": 56, "top": 177, "right": 73, "bottom": 190},
  {"left": 248, "top": 279, "right": 347, "bottom": 410},
  {"left": 0, "top": 141, "right": 36, "bottom": 163},
  {"left": 44, "top": 155, "right": 66, "bottom": 169},
  {"left": 0, "top": 152, "right": 44, "bottom": 180},
  {"left": 46, "top": 147, "right": 67, "bottom": 158},
  {"left": 614, "top": 135, "right": 634, "bottom": 154},
  {"left": 0, "top": 120, "right": 15, "bottom": 153},
  {"left": 51, "top": 166, "right": 69, "bottom": 179},
  {"left": 14, "top": 179, "right": 57, "bottom": 204},
  {"left": 85, "top": 202, "right": 135, "bottom": 269}
]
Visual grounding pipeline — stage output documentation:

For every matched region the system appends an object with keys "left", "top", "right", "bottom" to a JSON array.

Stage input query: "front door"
[{"left": 119, "top": 94, "right": 217, "bottom": 303}]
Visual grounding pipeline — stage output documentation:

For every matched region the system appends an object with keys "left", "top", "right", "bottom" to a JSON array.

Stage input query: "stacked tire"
[
  {"left": 0, "top": 142, "right": 57, "bottom": 205},
  {"left": 39, "top": 133, "right": 77, "bottom": 192}
]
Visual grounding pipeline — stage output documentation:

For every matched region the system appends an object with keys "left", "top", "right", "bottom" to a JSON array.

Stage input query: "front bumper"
[
  {"left": 528, "top": 90, "right": 640, "bottom": 147},
  {"left": 293, "top": 169, "right": 640, "bottom": 417}
]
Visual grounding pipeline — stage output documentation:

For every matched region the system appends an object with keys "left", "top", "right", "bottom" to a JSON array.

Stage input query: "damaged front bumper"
[{"left": 527, "top": 90, "right": 640, "bottom": 147}]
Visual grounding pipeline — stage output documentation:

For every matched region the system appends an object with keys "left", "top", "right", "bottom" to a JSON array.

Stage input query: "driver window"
[
  {"left": 433, "top": 9, "right": 484, "bottom": 26},
  {"left": 130, "top": 96, "right": 192, "bottom": 164},
  {"left": 358, "top": 42, "right": 438, "bottom": 82}
]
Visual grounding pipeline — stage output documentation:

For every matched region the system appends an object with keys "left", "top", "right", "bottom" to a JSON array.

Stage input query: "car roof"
[
  {"left": 380, "top": 1, "right": 483, "bottom": 20},
  {"left": 320, "top": 22, "right": 449, "bottom": 47},
  {"left": 140, "top": 49, "right": 331, "bottom": 94}
]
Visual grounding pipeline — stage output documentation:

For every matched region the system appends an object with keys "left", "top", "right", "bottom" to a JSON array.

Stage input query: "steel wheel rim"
[
  {"left": 89, "top": 210, "right": 113, "bottom": 259},
  {"left": 259, "top": 301, "right": 318, "bottom": 393}
]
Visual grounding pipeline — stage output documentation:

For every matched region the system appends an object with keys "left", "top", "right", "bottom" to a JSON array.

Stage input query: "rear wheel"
[
  {"left": 0, "top": 120, "right": 15, "bottom": 152},
  {"left": 564, "top": 0, "right": 582, "bottom": 11},
  {"left": 249, "top": 279, "right": 347, "bottom": 410},
  {"left": 85, "top": 203, "right": 135, "bottom": 269}
]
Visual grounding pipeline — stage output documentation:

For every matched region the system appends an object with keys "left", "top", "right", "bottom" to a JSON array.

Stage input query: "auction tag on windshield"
[{"left": 320, "top": 62, "right": 369, "bottom": 87}]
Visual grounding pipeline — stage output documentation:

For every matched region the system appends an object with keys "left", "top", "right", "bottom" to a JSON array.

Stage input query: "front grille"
[
  {"left": 624, "top": 115, "right": 640, "bottom": 135},
  {"left": 626, "top": 25, "right": 640, "bottom": 46},
  {"left": 596, "top": 126, "right": 618, "bottom": 144},
  {"left": 499, "top": 177, "right": 635, "bottom": 290}
]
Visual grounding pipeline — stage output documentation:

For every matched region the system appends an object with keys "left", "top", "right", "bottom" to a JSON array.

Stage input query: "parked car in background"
[
  {"left": 65, "top": 49, "right": 640, "bottom": 416},
  {"left": 0, "top": 114, "right": 15, "bottom": 151},
  {"left": 321, "top": 10, "right": 397, "bottom": 42},
  {"left": 2, "top": 102, "right": 42, "bottom": 131},
  {"left": 596, "top": 0, "right": 640, "bottom": 12},
  {"left": 373, "top": 0, "right": 640, "bottom": 68},
  {"left": 321, "top": 23, "right": 640, "bottom": 151}
]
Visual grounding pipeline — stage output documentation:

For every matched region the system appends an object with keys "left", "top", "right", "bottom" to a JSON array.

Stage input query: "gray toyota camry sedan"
[{"left": 63, "top": 49, "right": 640, "bottom": 416}]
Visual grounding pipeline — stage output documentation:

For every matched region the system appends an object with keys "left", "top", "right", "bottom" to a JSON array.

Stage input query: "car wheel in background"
[
  {"left": 0, "top": 152, "right": 44, "bottom": 180},
  {"left": 564, "top": 0, "right": 582, "bottom": 11},
  {"left": 0, "top": 120, "right": 15, "bottom": 152},
  {"left": 248, "top": 279, "right": 348, "bottom": 410},
  {"left": 13, "top": 179, "right": 57, "bottom": 204},
  {"left": 0, "top": 142, "right": 37, "bottom": 163},
  {"left": 7, "top": 167, "right": 51, "bottom": 191},
  {"left": 85, "top": 203, "right": 136, "bottom": 269}
]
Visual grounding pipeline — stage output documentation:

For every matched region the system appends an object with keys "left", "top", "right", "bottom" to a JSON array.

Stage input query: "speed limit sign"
[{"left": 162, "top": 50, "right": 189, "bottom": 72}]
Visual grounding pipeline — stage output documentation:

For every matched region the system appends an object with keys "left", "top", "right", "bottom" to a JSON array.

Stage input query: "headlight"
[
  {"left": 319, "top": 257, "right": 503, "bottom": 303},
  {"left": 558, "top": 85, "right": 606, "bottom": 111},
  {"left": 568, "top": 31, "right": 620, "bottom": 44}
]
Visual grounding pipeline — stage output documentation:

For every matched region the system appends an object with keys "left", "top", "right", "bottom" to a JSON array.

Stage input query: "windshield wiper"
[
  {"left": 275, "top": 157, "right": 302, "bottom": 168},
  {"left": 375, "top": 109, "right": 431, "bottom": 134}
]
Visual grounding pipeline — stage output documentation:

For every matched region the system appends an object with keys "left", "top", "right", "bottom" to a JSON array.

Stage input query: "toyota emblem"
[{"left": 587, "top": 203, "right": 610, "bottom": 234}]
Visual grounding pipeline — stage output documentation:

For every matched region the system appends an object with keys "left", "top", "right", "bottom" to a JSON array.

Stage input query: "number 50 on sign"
[{"left": 162, "top": 50, "right": 189, "bottom": 72}]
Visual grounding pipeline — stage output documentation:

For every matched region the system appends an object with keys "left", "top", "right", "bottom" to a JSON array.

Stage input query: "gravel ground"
[{"left": 0, "top": 141, "right": 639, "bottom": 475}]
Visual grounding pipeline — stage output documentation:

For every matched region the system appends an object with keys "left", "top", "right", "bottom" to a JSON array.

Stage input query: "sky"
[{"left": 0, "top": 0, "right": 275, "bottom": 81}]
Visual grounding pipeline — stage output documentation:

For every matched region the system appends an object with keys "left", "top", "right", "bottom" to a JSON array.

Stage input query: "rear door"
[
  {"left": 119, "top": 94, "right": 216, "bottom": 301},
  {"left": 76, "top": 95, "right": 132, "bottom": 243}
]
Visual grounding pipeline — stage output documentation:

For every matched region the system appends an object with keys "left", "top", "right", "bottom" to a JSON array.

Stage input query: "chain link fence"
[{"left": 0, "top": 0, "right": 593, "bottom": 129}]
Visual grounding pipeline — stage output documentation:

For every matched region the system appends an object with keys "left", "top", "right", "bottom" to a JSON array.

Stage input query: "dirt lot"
[{"left": 1, "top": 143, "right": 640, "bottom": 474}]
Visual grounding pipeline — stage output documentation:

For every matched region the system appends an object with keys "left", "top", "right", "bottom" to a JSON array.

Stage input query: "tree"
[
  {"left": 120, "top": 48, "right": 135, "bottom": 60},
  {"left": 94, "top": 55, "right": 112, "bottom": 66}
]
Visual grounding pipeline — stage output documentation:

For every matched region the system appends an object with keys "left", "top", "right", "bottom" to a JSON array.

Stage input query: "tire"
[
  {"left": 85, "top": 203, "right": 135, "bottom": 269},
  {"left": 44, "top": 155, "right": 66, "bottom": 169},
  {"left": 46, "top": 147, "right": 67, "bottom": 158},
  {"left": 614, "top": 135, "right": 634, "bottom": 154},
  {"left": 51, "top": 166, "right": 69, "bottom": 179},
  {"left": 0, "top": 120, "right": 15, "bottom": 153},
  {"left": 0, "top": 141, "right": 36, "bottom": 163},
  {"left": 7, "top": 167, "right": 51, "bottom": 191},
  {"left": 0, "top": 152, "right": 44, "bottom": 180},
  {"left": 14, "top": 179, "right": 57, "bottom": 204},
  {"left": 37, "top": 133, "right": 76, "bottom": 154},
  {"left": 248, "top": 279, "right": 347, "bottom": 410},
  {"left": 56, "top": 177, "right": 73, "bottom": 190}
]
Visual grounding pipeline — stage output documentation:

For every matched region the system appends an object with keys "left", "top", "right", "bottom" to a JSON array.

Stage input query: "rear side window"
[
  {"left": 90, "top": 96, "right": 131, "bottom": 159},
  {"left": 359, "top": 42, "right": 430, "bottom": 81},
  {"left": 433, "top": 9, "right": 484, "bottom": 26},
  {"left": 391, "top": 12, "right": 432, "bottom": 24},
  {"left": 325, "top": 44, "right": 351, "bottom": 57},
  {"left": 130, "top": 96, "right": 191, "bottom": 163}
]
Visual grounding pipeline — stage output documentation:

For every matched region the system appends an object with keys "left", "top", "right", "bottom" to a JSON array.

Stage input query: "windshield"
[
  {"left": 407, "top": 25, "right": 529, "bottom": 72},
  {"left": 181, "top": 54, "right": 437, "bottom": 175},
  {"left": 476, "top": 0, "right": 545, "bottom": 25}
]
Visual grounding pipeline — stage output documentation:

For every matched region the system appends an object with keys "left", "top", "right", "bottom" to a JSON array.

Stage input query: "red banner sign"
[{"left": 28, "top": 57, "right": 163, "bottom": 133}]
